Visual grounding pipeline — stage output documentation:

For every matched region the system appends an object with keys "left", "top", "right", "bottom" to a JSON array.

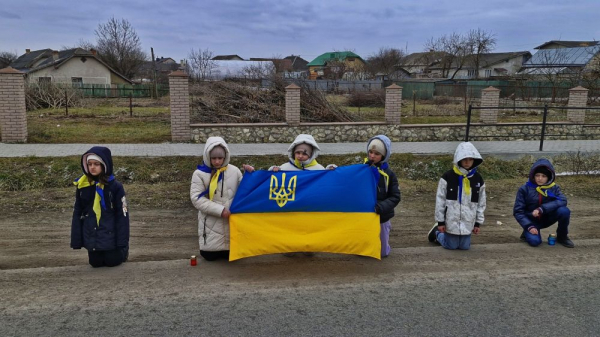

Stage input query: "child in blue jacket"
[
  {"left": 71, "top": 146, "right": 130, "bottom": 267},
  {"left": 513, "top": 158, "right": 574, "bottom": 248}
]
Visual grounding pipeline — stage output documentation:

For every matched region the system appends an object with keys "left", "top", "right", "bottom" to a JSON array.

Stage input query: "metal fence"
[
  {"left": 465, "top": 105, "right": 600, "bottom": 150},
  {"left": 73, "top": 83, "right": 170, "bottom": 98}
]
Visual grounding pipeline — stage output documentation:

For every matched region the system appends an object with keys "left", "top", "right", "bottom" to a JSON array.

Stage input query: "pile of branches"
[
  {"left": 25, "top": 83, "right": 85, "bottom": 110},
  {"left": 189, "top": 77, "right": 357, "bottom": 123}
]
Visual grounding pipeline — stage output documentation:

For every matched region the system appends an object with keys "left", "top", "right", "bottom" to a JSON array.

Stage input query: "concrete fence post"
[
  {"left": 0, "top": 67, "right": 27, "bottom": 143},
  {"left": 285, "top": 83, "right": 301, "bottom": 126},
  {"left": 385, "top": 84, "right": 402, "bottom": 124},
  {"left": 480, "top": 86, "right": 500, "bottom": 124},
  {"left": 168, "top": 70, "right": 191, "bottom": 142},
  {"left": 567, "top": 86, "right": 588, "bottom": 123}
]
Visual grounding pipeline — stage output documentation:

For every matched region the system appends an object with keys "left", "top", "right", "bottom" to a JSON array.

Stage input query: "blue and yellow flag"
[{"left": 229, "top": 164, "right": 381, "bottom": 260}]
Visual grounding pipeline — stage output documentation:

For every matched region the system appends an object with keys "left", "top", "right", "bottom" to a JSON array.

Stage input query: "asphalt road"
[{"left": 2, "top": 240, "right": 600, "bottom": 337}]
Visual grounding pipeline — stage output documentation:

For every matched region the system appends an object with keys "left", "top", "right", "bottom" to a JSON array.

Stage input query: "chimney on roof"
[
  {"left": 26, "top": 49, "right": 31, "bottom": 54},
  {"left": 52, "top": 50, "right": 59, "bottom": 61},
  {"left": 90, "top": 48, "right": 97, "bottom": 56}
]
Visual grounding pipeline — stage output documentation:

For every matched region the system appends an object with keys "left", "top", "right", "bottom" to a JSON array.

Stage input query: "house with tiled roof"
[
  {"left": 211, "top": 55, "right": 244, "bottom": 61},
  {"left": 11, "top": 48, "right": 132, "bottom": 84},
  {"left": 518, "top": 45, "right": 600, "bottom": 77},
  {"left": 534, "top": 40, "right": 599, "bottom": 50},
  {"left": 449, "top": 51, "right": 532, "bottom": 79},
  {"left": 307, "top": 51, "right": 366, "bottom": 79}
]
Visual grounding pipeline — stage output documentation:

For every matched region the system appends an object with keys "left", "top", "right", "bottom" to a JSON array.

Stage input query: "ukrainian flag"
[{"left": 229, "top": 164, "right": 381, "bottom": 260}]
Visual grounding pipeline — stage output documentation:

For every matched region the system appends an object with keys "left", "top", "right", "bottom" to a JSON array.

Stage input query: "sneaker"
[
  {"left": 557, "top": 236, "right": 575, "bottom": 248},
  {"left": 428, "top": 224, "right": 439, "bottom": 243}
]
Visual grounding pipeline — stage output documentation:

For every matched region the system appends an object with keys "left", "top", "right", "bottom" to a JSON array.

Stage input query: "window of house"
[
  {"left": 71, "top": 77, "right": 83, "bottom": 86},
  {"left": 485, "top": 69, "right": 492, "bottom": 78},
  {"left": 467, "top": 69, "right": 475, "bottom": 78},
  {"left": 347, "top": 57, "right": 355, "bottom": 62},
  {"left": 38, "top": 77, "right": 51, "bottom": 84}
]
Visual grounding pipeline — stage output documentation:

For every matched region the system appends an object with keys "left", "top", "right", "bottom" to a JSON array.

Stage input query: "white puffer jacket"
[
  {"left": 190, "top": 137, "right": 243, "bottom": 251},
  {"left": 434, "top": 142, "right": 486, "bottom": 235}
]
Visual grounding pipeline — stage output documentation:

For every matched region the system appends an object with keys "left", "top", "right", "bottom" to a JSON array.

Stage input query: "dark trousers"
[
  {"left": 88, "top": 247, "right": 128, "bottom": 268},
  {"left": 200, "top": 250, "right": 229, "bottom": 261},
  {"left": 524, "top": 206, "right": 570, "bottom": 247}
]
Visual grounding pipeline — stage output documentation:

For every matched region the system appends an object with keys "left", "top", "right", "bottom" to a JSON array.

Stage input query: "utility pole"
[{"left": 151, "top": 47, "right": 158, "bottom": 99}]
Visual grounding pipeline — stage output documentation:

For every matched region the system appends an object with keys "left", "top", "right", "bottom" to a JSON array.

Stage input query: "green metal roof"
[{"left": 307, "top": 51, "right": 364, "bottom": 66}]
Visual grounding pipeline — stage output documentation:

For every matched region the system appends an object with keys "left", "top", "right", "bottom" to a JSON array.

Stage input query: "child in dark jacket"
[
  {"left": 71, "top": 146, "right": 130, "bottom": 267},
  {"left": 365, "top": 135, "right": 401, "bottom": 258},
  {"left": 513, "top": 158, "right": 574, "bottom": 248}
]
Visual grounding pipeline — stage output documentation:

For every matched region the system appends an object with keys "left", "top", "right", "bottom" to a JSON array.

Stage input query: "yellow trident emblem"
[{"left": 269, "top": 173, "right": 297, "bottom": 207}]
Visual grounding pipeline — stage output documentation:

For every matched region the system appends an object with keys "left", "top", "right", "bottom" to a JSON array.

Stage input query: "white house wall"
[{"left": 28, "top": 57, "right": 112, "bottom": 84}]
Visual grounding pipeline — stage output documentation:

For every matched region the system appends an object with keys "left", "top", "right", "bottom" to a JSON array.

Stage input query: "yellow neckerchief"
[
  {"left": 293, "top": 159, "right": 318, "bottom": 170},
  {"left": 536, "top": 182, "right": 556, "bottom": 197},
  {"left": 74, "top": 175, "right": 104, "bottom": 226},
  {"left": 209, "top": 167, "right": 228, "bottom": 200},
  {"left": 364, "top": 158, "right": 389, "bottom": 190},
  {"left": 453, "top": 165, "right": 472, "bottom": 198}
]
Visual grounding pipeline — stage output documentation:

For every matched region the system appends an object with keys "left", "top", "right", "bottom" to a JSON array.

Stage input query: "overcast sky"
[{"left": 2, "top": 0, "right": 599, "bottom": 62}]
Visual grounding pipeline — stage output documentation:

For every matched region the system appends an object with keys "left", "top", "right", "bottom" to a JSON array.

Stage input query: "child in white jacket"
[
  {"left": 190, "top": 136, "right": 253, "bottom": 261},
  {"left": 428, "top": 142, "right": 486, "bottom": 250}
]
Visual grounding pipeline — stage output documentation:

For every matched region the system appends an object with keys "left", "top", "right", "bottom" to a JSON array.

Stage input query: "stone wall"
[{"left": 191, "top": 122, "right": 600, "bottom": 143}]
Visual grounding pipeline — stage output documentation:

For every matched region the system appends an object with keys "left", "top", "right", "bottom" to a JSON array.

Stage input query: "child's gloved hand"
[
  {"left": 473, "top": 227, "right": 480, "bottom": 234},
  {"left": 438, "top": 225, "right": 446, "bottom": 233},
  {"left": 528, "top": 226, "right": 539, "bottom": 235},
  {"left": 272, "top": 166, "right": 280, "bottom": 172},
  {"left": 242, "top": 164, "right": 255, "bottom": 173}
]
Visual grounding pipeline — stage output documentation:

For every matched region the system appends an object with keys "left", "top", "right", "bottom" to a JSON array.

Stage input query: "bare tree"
[
  {"left": 0, "top": 51, "right": 18, "bottom": 68},
  {"left": 61, "top": 39, "right": 97, "bottom": 51},
  {"left": 94, "top": 17, "right": 147, "bottom": 79},
  {"left": 365, "top": 47, "right": 406, "bottom": 77},
  {"left": 187, "top": 48, "right": 217, "bottom": 81},
  {"left": 425, "top": 30, "right": 495, "bottom": 79},
  {"left": 467, "top": 29, "right": 497, "bottom": 79},
  {"left": 242, "top": 61, "right": 276, "bottom": 79}
]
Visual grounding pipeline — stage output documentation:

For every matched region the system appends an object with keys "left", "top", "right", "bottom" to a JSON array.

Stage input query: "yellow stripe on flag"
[{"left": 229, "top": 212, "right": 381, "bottom": 261}]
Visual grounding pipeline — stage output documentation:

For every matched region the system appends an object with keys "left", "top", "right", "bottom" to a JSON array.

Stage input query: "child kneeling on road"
[
  {"left": 190, "top": 136, "right": 254, "bottom": 261},
  {"left": 513, "top": 158, "right": 574, "bottom": 248},
  {"left": 428, "top": 142, "right": 486, "bottom": 250},
  {"left": 71, "top": 146, "right": 129, "bottom": 268}
]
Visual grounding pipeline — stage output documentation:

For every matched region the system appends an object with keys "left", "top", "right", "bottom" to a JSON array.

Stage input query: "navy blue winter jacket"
[
  {"left": 513, "top": 158, "right": 567, "bottom": 230},
  {"left": 70, "top": 146, "right": 129, "bottom": 251}
]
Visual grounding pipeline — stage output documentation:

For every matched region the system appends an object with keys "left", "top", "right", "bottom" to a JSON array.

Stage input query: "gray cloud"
[{"left": 1, "top": 0, "right": 599, "bottom": 63}]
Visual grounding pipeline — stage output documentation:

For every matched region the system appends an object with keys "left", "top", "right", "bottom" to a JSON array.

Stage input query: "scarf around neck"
[
  {"left": 291, "top": 159, "right": 318, "bottom": 170},
  {"left": 197, "top": 164, "right": 227, "bottom": 200},
  {"left": 526, "top": 181, "right": 557, "bottom": 198},
  {"left": 453, "top": 166, "right": 476, "bottom": 203},
  {"left": 74, "top": 174, "right": 115, "bottom": 226},
  {"left": 364, "top": 158, "right": 389, "bottom": 192}
]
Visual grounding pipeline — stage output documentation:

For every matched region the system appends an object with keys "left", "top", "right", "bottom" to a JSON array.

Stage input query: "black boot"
[{"left": 557, "top": 236, "right": 574, "bottom": 248}]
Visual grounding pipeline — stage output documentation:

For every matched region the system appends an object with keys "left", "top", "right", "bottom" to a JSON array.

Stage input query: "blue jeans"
[
  {"left": 436, "top": 232, "right": 472, "bottom": 250},
  {"left": 524, "top": 206, "right": 570, "bottom": 247}
]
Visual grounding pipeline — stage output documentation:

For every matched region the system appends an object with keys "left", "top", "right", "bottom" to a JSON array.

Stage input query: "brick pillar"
[
  {"left": 567, "top": 86, "right": 588, "bottom": 123},
  {"left": 385, "top": 84, "right": 402, "bottom": 124},
  {"left": 168, "top": 70, "right": 191, "bottom": 142},
  {"left": 285, "top": 83, "right": 301, "bottom": 126},
  {"left": 480, "top": 86, "right": 500, "bottom": 124},
  {"left": 0, "top": 67, "right": 27, "bottom": 143}
]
